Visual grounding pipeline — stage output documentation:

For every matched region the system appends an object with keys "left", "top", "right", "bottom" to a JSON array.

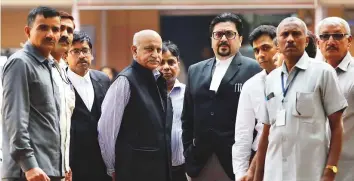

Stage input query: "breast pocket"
[
  {"left": 266, "top": 97, "right": 278, "bottom": 125},
  {"left": 292, "top": 92, "right": 315, "bottom": 121}
]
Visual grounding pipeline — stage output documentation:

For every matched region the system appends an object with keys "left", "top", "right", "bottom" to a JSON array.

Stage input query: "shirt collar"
[
  {"left": 23, "top": 41, "right": 48, "bottom": 63},
  {"left": 215, "top": 55, "right": 235, "bottom": 66},
  {"left": 58, "top": 59, "right": 68, "bottom": 69},
  {"left": 281, "top": 52, "right": 310, "bottom": 74},
  {"left": 48, "top": 55, "right": 67, "bottom": 69},
  {"left": 68, "top": 68, "right": 91, "bottom": 83},
  {"left": 336, "top": 52, "right": 352, "bottom": 72},
  {"left": 153, "top": 69, "right": 161, "bottom": 81},
  {"left": 170, "top": 79, "right": 184, "bottom": 94}
]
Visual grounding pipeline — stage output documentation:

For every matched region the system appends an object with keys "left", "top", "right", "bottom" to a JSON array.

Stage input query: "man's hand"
[
  {"left": 65, "top": 169, "right": 72, "bottom": 181},
  {"left": 25, "top": 167, "right": 50, "bottom": 181},
  {"left": 112, "top": 172, "right": 116, "bottom": 181},
  {"left": 321, "top": 168, "right": 336, "bottom": 181},
  {"left": 321, "top": 175, "right": 335, "bottom": 181},
  {"left": 239, "top": 171, "right": 254, "bottom": 181}
]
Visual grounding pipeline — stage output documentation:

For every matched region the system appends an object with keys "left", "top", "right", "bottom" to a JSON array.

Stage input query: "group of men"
[
  {"left": 1, "top": 5, "right": 354, "bottom": 181},
  {"left": 1, "top": 6, "right": 110, "bottom": 181}
]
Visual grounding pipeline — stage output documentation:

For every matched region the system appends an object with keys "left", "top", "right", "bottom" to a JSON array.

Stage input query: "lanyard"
[{"left": 281, "top": 69, "right": 300, "bottom": 98}]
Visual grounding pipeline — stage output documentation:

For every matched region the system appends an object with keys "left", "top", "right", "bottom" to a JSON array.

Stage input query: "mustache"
[
  {"left": 58, "top": 36, "right": 69, "bottom": 44},
  {"left": 43, "top": 37, "right": 56, "bottom": 44},
  {"left": 77, "top": 59, "right": 88, "bottom": 64},
  {"left": 148, "top": 59, "right": 159, "bottom": 63},
  {"left": 285, "top": 43, "right": 296, "bottom": 49},
  {"left": 218, "top": 41, "right": 230, "bottom": 47},
  {"left": 326, "top": 45, "right": 338, "bottom": 51}
]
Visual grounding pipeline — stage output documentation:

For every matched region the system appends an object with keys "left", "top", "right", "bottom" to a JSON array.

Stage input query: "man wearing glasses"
[
  {"left": 254, "top": 17, "right": 346, "bottom": 181},
  {"left": 66, "top": 31, "right": 111, "bottom": 181},
  {"left": 182, "top": 12, "right": 261, "bottom": 181},
  {"left": 317, "top": 17, "right": 354, "bottom": 181}
]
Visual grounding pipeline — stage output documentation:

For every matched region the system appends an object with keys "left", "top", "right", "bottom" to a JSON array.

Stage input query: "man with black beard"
[
  {"left": 181, "top": 12, "right": 261, "bottom": 181},
  {"left": 66, "top": 31, "right": 111, "bottom": 181}
]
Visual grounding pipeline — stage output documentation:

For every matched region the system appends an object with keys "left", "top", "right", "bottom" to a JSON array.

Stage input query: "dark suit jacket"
[
  {"left": 69, "top": 70, "right": 111, "bottom": 181},
  {"left": 182, "top": 53, "right": 261, "bottom": 180}
]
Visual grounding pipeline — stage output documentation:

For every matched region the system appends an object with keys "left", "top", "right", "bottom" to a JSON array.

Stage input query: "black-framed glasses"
[
  {"left": 212, "top": 31, "right": 237, "bottom": 40},
  {"left": 319, "top": 33, "right": 348, "bottom": 41},
  {"left": 69, "top": 48, "right": 91, "bottom": 56}
]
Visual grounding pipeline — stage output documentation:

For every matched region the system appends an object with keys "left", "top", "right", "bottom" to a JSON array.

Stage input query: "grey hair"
[
  {"left": 315, "top": 17, "right": 351, "bottom": 37},
  {"left": 276, "top": 17, "right": 308, "bottom": 35},
  {"left": 132, "top": 29, "right": 160, "bottom": 46},
  {"left": 273, "top": 37, "right": 278, "bottom": 46}
]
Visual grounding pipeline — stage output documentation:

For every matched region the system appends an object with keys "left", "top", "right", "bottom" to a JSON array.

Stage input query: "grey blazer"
[{"left": 1, "top": 41, "right": 62, "bottom": 179}]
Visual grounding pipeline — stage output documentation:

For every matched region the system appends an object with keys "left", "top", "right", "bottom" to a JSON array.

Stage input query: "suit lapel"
[
  {"left": 90, "top": 71, "right": 105, "bottom": 109},
  {"left": 202, "top": 58, "right": 215, "bottom": 89},
  {"left": 219, "top": 53, "right": 242, "bottom": 87}
]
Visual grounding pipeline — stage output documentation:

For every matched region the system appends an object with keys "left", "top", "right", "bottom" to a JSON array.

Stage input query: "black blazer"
[
  {"left": 70, "top": 70, "right": 111, "bottom": 181},
  {"left": 181, "top": 53, "right": 261, "bottom": 180}
]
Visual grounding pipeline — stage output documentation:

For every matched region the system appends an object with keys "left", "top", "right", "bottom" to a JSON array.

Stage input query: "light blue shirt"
[{"left": 169, "top": 79, "right": 186, "bottom": 166}]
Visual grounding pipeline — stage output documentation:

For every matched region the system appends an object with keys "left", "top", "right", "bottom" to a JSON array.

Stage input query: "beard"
[{"left": 217, "top": 46, "right": 231, "bottom": 57}]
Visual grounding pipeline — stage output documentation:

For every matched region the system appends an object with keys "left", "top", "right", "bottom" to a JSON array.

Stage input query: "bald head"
[
  {"left": 131, "top": 29, "right": 163, "bottom": 70},
  {"left": 277, "top": 17, "right": 308, "bottom": 35},
  {"left": 133, "top": 29, "right": 162, "bottom": 46}
]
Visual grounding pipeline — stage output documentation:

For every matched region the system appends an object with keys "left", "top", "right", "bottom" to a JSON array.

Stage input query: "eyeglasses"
[
  {"left": 212, "top": 31, "right": 237, "bottom": 40},
  {"left": 69, "top": 49, "right": 91, "bottom": 56},
  {"left": 319, "top": 33, "right": 348, "bottom": 41}
]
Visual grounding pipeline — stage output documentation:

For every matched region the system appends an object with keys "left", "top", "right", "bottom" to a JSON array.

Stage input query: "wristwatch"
[{"left": 326, "top": 165, "right": 338, "bottom": 173}]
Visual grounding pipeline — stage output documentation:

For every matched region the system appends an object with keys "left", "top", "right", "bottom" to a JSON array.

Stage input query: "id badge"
[{"left": 276, "top": 109, "right": 286, "bottom": 126}]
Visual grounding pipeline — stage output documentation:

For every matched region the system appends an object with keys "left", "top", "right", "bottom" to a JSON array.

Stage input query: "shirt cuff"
[
  {"left": 326, "top": 99, "right": 348, "bottom": 116},
  {"left": 107, "top": 168, "right": 115, "bottom": 177},
  {"left": 19, "top": 156, "right": 39, "bottom": 172},
  {"left": 235, "top": 170, "right": 247, "bottom": 181}
]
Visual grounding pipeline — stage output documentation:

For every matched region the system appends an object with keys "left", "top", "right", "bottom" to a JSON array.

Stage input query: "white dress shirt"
[
  {"left": 169, "top": 79, "right": 186, "bottom": 166},
  {"left": 98, "top": 69, "right": 161, "bottom": 176},
  {"left": 232, "top": 70, "right": 266, "bottom": 180},
  {"left": 209, "top": 56, "right": 234, "bottom": 92},
  {"left": 68, "top": 69, "right": 94, "bottom": 111},
  {"left": 51, "top": 58, "right": 75, "bottom": 173}
]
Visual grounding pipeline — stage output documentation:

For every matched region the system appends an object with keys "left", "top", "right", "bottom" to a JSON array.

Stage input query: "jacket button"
[{"left": 210, "top": 112, "right": 214, "bottom": 116}]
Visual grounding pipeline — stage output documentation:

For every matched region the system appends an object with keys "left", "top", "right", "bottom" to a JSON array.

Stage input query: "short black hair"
[
  {"left": 249, "top": 25, "right": 277, "bottom": 47},
  {"left": 72, "top": 31, "right": 93, "bottom": 49},
  {"left": 162, "top": 41, "right": 180, "bottom": 60},
  {"left": 306, "top": 30, "right": 317, "bottom": 58},
  {"left": 27, "top": 6, "right": 60, "bottom": 27},
  {"left": 209, "top": 12, "right": 243, "bottom": 37}
]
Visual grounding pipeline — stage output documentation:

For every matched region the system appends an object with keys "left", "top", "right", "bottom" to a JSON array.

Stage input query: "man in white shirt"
[
  {"left": 66, "top": 31, "right": 111, "bottom": 181},
  {"left": 317, "top": 17, "right": 354, "bottom": 181},
  {"left": 232, "top": 25, "right": 277, "bottom": 181},
  {"left": 50, "top": 11, "right": 76, "bottom": 181},
  {"left": 254, "top": 17, "right": 347, "bottom": 181}
]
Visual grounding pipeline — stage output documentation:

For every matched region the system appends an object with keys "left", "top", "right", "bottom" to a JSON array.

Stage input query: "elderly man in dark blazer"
[{"left": 182, "top": 12, "right": 261, "bottom": 181}]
